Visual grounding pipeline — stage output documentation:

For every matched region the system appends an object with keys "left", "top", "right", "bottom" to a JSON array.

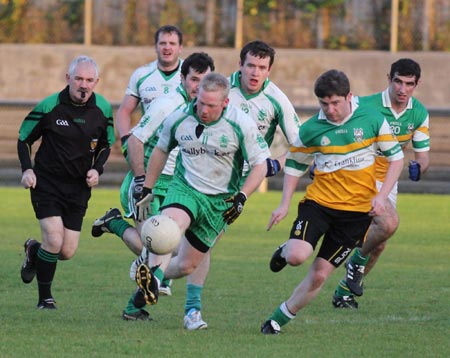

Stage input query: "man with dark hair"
[
  {"left": 116, "top": 25, "right": 183, "bottom": 147},
  {"left": 18, "top": 55, "right": 115, "bottom": 309},
  {"left": 331, "top": 58, "right": 430, "bottom": 308},
  {"left": 231, "top": 40, "right": 300, "bottom": 173},
  {"left": 261, "top": 69, "right": 404, "bottom": 334}
]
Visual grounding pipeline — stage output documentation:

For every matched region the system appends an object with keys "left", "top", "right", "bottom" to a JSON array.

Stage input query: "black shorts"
[
  {"left": 289, "top": 199, "right": 372, "bottom": 267},
  {"left": 30, "top": 171, "right": 91, "bottom": 231}
]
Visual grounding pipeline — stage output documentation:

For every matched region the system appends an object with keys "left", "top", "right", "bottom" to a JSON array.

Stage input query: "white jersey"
[
  {"left": 228, "top": 71, "right": 301, "bottom": 146},
  {"left": 131, "top": 85, "right": 188, "bottom": 176},
  {"left": 157, "top": 101, "right": 271, "bottom": 195},
  {"left": 125, "top": 59, "right": 183, "bottom": 114}
]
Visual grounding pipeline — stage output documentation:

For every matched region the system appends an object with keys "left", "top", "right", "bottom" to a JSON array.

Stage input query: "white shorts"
[{"left": 376, "top": 180, "right": 398, "bottom": 208}]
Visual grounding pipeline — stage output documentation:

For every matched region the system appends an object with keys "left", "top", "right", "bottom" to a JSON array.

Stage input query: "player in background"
[
  {"left": 331, "top": 58, "right": 430, "bottom": 308},
  {"left": 130, "top": 73, "right": 270, "bottom": 329},
  {"left": 116, "top": 25, "right": 183, "bottom": 150},
  {"left": 91, "top": 53, "right": 215, "bottom": 314},
  {"left": 18, "top": 56, "right": 115, "bottom": 309},
  {"left": 229, "top": 40, "right": 301, "bottom": 169},
  {"left": 261, "top": 69, "right": 404, "bottom": 334}
]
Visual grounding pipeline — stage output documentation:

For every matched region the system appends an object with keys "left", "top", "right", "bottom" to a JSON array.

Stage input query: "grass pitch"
[{"left": 0, "top": 187, "right": 449, "bottom": 357}]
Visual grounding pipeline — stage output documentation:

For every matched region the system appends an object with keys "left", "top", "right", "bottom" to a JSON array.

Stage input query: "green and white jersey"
[
  {"left": 285, "top": 97, "right": 403, "bottom": 212},
  {"left": 157, "top": 100, "right": 271, "bottom": 195},
  {"left": 357, "top": 89, "right": 430, "bottom": 181},
  {"left": 125, "top": 59, "right": 183, "bottom": 114},
  {"left": 131, "top": 85, "right": 188, "bottom": 175},
  {"left": 228, "top": 71, "right": 301, "bottom": 146}
]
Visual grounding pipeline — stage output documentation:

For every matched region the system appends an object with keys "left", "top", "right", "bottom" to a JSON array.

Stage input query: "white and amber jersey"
[
  {"left": 125, "top": 59, "right": 183, "bottom": 114},
  {"left": 357, "top": 89, "right": 430, "bottom": 181},
  {"left": 157, "top": 101, "right": 271, "bottom": 195},
  {"left": 228, "top": 71, "right": 301, "bottom": 146},
  {"left": 285, "top": 97, "right": 403, "bottom": 212}
]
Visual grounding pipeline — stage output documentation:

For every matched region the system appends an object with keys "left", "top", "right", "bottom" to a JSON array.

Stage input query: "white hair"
[{"left": 68, "top": 55, "right": 99, "bottom": 78}]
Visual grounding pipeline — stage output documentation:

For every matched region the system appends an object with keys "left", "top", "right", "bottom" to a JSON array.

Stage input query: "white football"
[{"left": 140, "top": 214, "right": 181, "bottom": 255}]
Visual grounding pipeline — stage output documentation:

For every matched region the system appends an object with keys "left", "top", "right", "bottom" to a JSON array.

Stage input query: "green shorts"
[
  {"left": 120, "top": 172, "right": 174, "bottom": 218},
  {"left": 151, "top": 174, "right": 173, "bottom": 214},
  {"left": 120, "top": 171, "right": 134, "bottom": 218},
  {"left": 162, "top": 177, "right": 230, "bottom": 249}
]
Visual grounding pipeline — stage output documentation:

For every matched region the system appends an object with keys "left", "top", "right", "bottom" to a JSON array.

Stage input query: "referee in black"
[{"left": 17, "top": 55, "right": 116, "bottom": 309}]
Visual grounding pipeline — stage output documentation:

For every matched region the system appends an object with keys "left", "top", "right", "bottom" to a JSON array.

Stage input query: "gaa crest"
[
  {"left": 353, "top": 128, "right": 364, "bottom": 142},
  {"left": 90, "top": 138, "right": 98, "bottom": 153}
]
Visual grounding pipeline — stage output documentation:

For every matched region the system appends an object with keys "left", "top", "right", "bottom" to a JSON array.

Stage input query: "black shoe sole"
[{"left": 135, "top": 264, "right": 158, "bottom": 305}]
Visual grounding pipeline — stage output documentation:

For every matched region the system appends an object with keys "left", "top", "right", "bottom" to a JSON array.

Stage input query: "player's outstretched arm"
[{"left": 267, "top": 173, "right": 299, "bottom": 231}]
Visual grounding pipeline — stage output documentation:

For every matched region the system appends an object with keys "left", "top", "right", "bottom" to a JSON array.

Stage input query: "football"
[{"left": 140, "top": 214, "right": 181, "bottom": 255}]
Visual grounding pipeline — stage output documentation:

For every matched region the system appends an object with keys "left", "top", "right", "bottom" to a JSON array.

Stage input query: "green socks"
[
  {"left": 334, "top": 248, "right": 369, "bottom": 298},
  {"left": 185, "top": 284, "right": 203, "bottom": 314},
  {"left": 124, "top": 292, "right": 141, "bottom": 314},
  {"left": 350, "top": 248, "right": 369, "bottom": 266},
  {"left": 268, "top": 302, "right": 296, "bottom": 327},
  {"left": 108, "top": 218, "right": 133, "bottom": 239},
  {"left": 335, "top": 279, "right": 352, "bottom": 297}
]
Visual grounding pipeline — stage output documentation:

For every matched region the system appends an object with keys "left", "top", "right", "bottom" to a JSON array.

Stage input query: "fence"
[
  {"left": 2, "top": 101, "right": 449, "bottom": 193},
  {"left": 2, "top": 0, "right": 450, "bottom": 51}
]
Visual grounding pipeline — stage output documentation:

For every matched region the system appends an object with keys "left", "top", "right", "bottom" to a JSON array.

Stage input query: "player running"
[{"left": 331, "top": 58, "right": 430, "bottom": 308}]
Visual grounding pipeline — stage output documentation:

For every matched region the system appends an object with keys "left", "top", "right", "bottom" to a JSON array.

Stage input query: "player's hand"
[
  {"left": 266, "top": 158, "right": 281, "bottom": 177},
  {"left": 369, "top": 194, "right": 387, "bottom": 216},
  {"left": 21, "top": 169, "right": 36, "bottom": 189},
  {"left": 132, "top": 175, "right": 146, "bottom": 200},
  {"left": 267, "top": 205, "right": 289, "bottom": 231},
  {"left": 223, "top": 192, "right": 247, "bottom": 224},
  {"left": 309, "top": 161, "right": 316, "bottom": 180},
  {"left": 408, "top": 160, "right": 421, "bottom": 181},
  {"left": 86, "top": 169, "right": 99, "bottom": 187},
  {"left": 135, "top": 187, "right": 154, "bottom": 222}
]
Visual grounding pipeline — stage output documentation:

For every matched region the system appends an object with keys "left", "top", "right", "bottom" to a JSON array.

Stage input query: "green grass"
[{"left": 1, "top": 187, "right": 449, "bottom": 357}]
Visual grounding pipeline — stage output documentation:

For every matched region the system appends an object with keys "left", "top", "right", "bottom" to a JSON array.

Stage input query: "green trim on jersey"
[
  {"left": 95, "top": 93, "right": 116, "bottom": 146},
  {"left": 224, "top": 117, "right": 247, "bottom": 192},
  {"left": 18, "top": 93, "right": 59, "bottom": 140},
  {"left": 229, "top": 70, "right": 300, "bottom": 147},
  {"left": 358, "top": 91, "right": 430, "bottom": 150},
  {"left": 263, "top": 93, "right": 284, "bottom": 146},
  {"left": 136, "top": 69, "right": 158, "bottom": 93},
  {"left": 229, "top": 71, "right": 270, "bottom": 100}
]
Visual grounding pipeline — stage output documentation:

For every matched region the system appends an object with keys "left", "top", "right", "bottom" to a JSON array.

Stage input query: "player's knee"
[
  {"left": 177, "top": 260, "right": 197, "bottom": 276},
  {"left": 285, "top": 252, "right": 308, "bottom": 267},
  {"left": 58, "top": 249, "right": 76, "bottom": 260},
  {"left": 388, "top": 215, "right": 399, "bottom": 236},
  {"left": 373, "top": 215, "right": 399, "bottom": 239}
]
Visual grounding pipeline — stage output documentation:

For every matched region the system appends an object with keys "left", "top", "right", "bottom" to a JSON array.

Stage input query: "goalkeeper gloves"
[
  {"left": 266, "top": 158, "right": 281, "bottom": 177},
  {"left": 408, "top": 160, "right": 421, "bottom": 181},
  {"left": 135, "top": 187, "right": 154, "bottom": 222},
  {"left": 223, "top": 192, "right": 247, "bottom": 225}
]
